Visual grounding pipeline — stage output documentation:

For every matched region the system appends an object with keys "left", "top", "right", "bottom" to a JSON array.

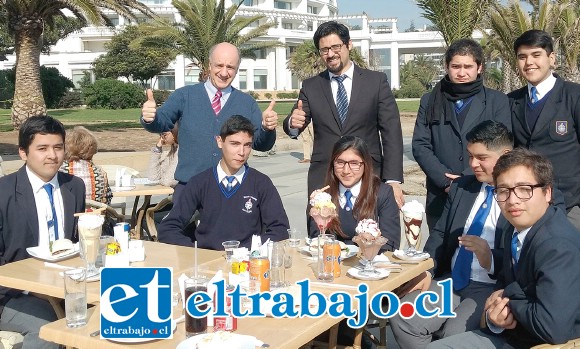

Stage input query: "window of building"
[
  {"left": 254, "top": 48, "right": 268, "bottom": 59},
  {"left": 307, "top": 23, "right": 313, "bottom": 31},
  {"left": 254, "top": 69, "right": 268, "bottom": 89},
  {"left": 184, "top": 66, "right": 200, "bottom": 86},
  {"left": 274, "top": 1, "right": 291, "bottom": 10},
  {"left": 307, "top": 5, "right": 318, "bottom": 14},
  {"left": 157, "top": 71, "right": 175, "bottom": 90},
  {"left": 140, "top": 0, "right": 167, "bottom": 4},
  {"left": 71, "top": 70, "right": 93, "bottom": 89},
  {"left": 242, "top": 0, "right": 255, "bottom": 6},
  {"left": 282, "top": 22, "right": 293, "bottom": 30},
  {"left": 239, "top": 70, "right": 247, "bottom": 90}
]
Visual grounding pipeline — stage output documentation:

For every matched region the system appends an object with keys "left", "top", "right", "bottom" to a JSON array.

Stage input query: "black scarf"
[{"left": 425, "top": 75, "right": 484, "bottom": 124}]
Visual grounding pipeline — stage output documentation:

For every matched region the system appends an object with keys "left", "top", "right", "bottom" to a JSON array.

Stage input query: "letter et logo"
[{"left": 100, "top": 268, "right": 173, "bottom": 340}]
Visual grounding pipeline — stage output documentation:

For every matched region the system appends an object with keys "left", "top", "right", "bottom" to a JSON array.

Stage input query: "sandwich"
[{"left": 50, "top": 238, "right": 74, "bottom": 256}]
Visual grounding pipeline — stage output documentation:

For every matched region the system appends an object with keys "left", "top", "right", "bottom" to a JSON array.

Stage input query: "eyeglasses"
[
  {"left": 334, "top": 160, "right": 364, "bottom": 171},
  {"left": 493, "top": 184, "right": 545, "bottom": 202},
  {"left": 319, "top": 44, "right": 344, "bottom": 55}
]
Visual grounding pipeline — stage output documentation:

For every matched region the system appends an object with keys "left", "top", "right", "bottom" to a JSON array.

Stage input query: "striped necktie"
[
  {"left": 530, "top": 86, "right": 538, "bottom": 104},
  {"left": 333, "top": 75, "right": 349, "bottom": 124},
  {"left": 212, "top": 90, "right": 222, "bottom": 115},
  {"left": 344, "top": 190, "right": 353, "bottom": 211},
  {"left": 225, "top": 176, "right": 236, "bottom": 191},
  {"left": 511, "top": 232, "right": 519, "bottom": 272},
  {"left": 43, "top": 183, "right": 59, "bottom": 241}
]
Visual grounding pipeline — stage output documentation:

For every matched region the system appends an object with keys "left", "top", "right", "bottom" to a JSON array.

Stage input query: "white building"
[{"left": 1, "top": 0, "right": 471, "bottom": 91}]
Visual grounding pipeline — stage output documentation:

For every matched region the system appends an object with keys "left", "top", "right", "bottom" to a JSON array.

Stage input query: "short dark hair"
[
  {"left": 445, "top": 38, "right": 484, "bottom": 67},
  {"left": 492, "top": 147, "right": 553, "bottom": 189},
  {"left": 313, "top": 21, "right": 350, "bottom": 51},
  {"left": 219, "top": 115, "right": 255, "bottom": 139},
  {"left": 514, "top": 30, "right": 554, "bottom": 54},
  {"left": 18, "top": 115, "right": 66, "bottom": 153},
  {"left": 466, "top": 120, "right": 514, "bottom": 151}
]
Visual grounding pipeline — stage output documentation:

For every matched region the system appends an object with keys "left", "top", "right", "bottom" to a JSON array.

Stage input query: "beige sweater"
[{"left": 147, "top": 146, "right": 178, "bottom": 188}]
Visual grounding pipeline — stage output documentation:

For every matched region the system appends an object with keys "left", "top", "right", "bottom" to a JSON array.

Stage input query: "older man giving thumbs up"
[{"left": 140, "top": 42, "right": 277, "bottom": 201}]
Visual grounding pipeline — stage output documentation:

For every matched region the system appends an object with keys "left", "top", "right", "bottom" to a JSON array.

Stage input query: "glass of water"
[
  {"left": 222, "top": 240, "right": 240, "bottom": 262},
  {"left": 64, "top": 267, "right": 87, "bottom": 328},
  {"left": 287, "top": 228, "right": 301, "bottom": 247}
]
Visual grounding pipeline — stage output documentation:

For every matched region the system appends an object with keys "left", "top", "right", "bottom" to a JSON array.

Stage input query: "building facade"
[{"left": 1, "top": 0, "right": 469, "bottom": 91}]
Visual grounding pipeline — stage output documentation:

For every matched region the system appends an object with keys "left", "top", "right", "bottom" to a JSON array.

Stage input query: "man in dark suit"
[
  {"left": 508, "top": 29, "right": 580, "bottom": 229},
  {"left": 0, "top": 115, "right": 85, "bottom": 348},
  {"left": 428, "top": 148, "right": 580, "bottom": 349},
  {"left": 391, "top": 121, "right": 513, "bottom": 348},
  {"left": 413, "top": 39, "right": 511, "bottom": 231},
  {"left": 283, "top": 21, "right": 404, "bottom": 229}
]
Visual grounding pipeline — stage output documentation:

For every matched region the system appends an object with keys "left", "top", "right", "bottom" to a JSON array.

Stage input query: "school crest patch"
[
  {"left": 556, "top": 121, "right": 568, "bottom": 135},
  {"left": 242, "top": 196, "right": 257, "bottom": 213}
]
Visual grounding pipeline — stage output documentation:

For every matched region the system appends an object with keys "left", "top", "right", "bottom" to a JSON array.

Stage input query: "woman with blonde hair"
[{"left": 60, "top": 126, "right": 112, "bottom": 204}]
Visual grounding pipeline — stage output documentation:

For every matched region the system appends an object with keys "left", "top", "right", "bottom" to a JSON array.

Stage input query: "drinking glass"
[
  {"left": 64, "top": 267, "right": 87, "bottom": 328},
  {"left": 269, "top": 242, "right": 286, "bottom": 289},
  {"left": 239, "top": 279, "right": 261, "bottom": 313},
  {"left": 402, "top": 211, "right": 423, "bottom": 255},
  {"left": 222, "top": 240, "right": 240, "bottom": 262},
  {"left": 184, "top": 276, "right": 208, "bottom": 338},
  {"left": 77, "top": 214, "right": 103, "bottom": 276},
  {"left": 353, "top": 235, "right": 387, "bottom": 276},
  {"left": 287, "top": 228, "right": 301, "bottom": 247},
  {"left": 316, "top": 233, "right": 335, "bottom": 282}
]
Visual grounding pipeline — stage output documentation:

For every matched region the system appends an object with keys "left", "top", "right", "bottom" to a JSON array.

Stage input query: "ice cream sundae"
[
  {"left": 352, "top": 219, "right": 387, "bottom": 269},
  {"left": 401, "top": 200, "right": 425, "bottom": 251},
  {"left": 309, "top": 187, "right": 337, "bottom": 233}
]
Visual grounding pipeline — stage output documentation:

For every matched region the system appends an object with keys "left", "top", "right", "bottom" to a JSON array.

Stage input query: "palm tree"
[
  {"left": 286, "top": 40, "right": 368, "bottom": 81},
  {"left": 136, "top": 0, "right": 278, "bottom": 82},
  {"left": 554, "top": 2, "right": 580, "bottom": 82},
  {"left": 3, "top": 0, "right": 155, "bottom": 128},
  {"left": 416, "top": 0, "right": 493, "bottom": 47}
]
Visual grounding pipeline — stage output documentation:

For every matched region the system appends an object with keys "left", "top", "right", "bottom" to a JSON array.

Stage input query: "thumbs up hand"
[
  {"left": 262, "top": 100, "right": 278, "bottom": 131},
  {"left": 290, "top": 100, "right": 306, "bottom": 129},
  {"left": 142, "top": 89, "right": 157, "bottom": 123}
]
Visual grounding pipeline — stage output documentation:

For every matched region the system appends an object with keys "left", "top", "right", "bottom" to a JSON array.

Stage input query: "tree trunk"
[{"left": 11, "top": 26, "right": 46, "bottom": 130}]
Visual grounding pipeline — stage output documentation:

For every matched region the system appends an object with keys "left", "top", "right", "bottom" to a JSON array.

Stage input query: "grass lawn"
[{"left": 0, "top": 99, "right": 418, "bottom": 132}]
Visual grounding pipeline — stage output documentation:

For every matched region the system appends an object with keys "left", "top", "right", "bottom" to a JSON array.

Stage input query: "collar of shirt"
[
  {"left": 216, "top": 162, "right": 246, "bottom": 185},
  {"left": 513, "top": 226, "right": 532, "bottom": 259},
  {"left": 204, "top": 80, "right": 233, "bottom": 106},
  {"left": 328, "top": 62, "right": 354, "bottom": 103},
  {"left": 338, "top": 180, "right": 361, "bottom": 209},
  {"left": 528, "top": 73, "right": 556, "bottom": 100},
  {"left": 25, "top": 166, "right": 59, "bottom": 193}
]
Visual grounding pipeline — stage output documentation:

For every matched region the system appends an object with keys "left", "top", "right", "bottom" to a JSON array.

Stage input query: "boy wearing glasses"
[
  {"left": 391, "top": 121, "right": 514, "bottom": 348},
  {"left": 283, "top": 20, "right": 404, "bottom": 232},
  {"left": 428, "top": 148, "right": 580, "bottom": 348}
]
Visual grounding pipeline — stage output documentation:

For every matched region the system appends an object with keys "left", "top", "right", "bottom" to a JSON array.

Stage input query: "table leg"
[
  {"left": 328, "top": 323, "right": 339, "bottom": 349},
  {"left": 352, "top": 328, "right": 363, "bottom": 349}
]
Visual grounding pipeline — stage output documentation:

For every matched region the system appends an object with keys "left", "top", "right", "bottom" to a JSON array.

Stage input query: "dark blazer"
[
  {"left": 413, "top": 87, "right": 511, "bottom": 227},
  {"left": 283, "top": 64, "right": 403, "bottom": 195},
  {"left": 424, "top": 175, "right": 510, "bottom": 278},
  {"left": 498, "top": 206, "right": 580, "bottom": 348},
  {"left": 308, "top": 183, "right": 401, "bottom": 251},
  {"left": 0, "top": 166, "right": 85, "bottom": 311},
  {"left": 508, "top": 77, "right": 580, "bottom": 211}
]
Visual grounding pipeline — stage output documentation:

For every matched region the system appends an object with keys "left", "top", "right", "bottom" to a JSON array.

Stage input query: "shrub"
[
  {"left": 247, "top": 91, "right": 259, "bottom": 99},
  {"left": 83, "top": 79, "right": 145, "bottom": 109},
  {"left": 41, "top": 67, "right": 75, "bottom": 108},
  {"left": 0, "top": 69, "right": 15, "bottom": 108},
  {"left": 57, "top": 91, "right": 83, "bottom": 108},
  {"left": 277, "top": 91, "right": 299, "bottom": 99},
  {"left": 397, "top": 79, "right": 426, "bottom": 98},
  {"left": 153, "top": 89, "right": 172, "bottom": 105},
  {"left": 264, "top": 92, "right": 273, "bottom": 99}
]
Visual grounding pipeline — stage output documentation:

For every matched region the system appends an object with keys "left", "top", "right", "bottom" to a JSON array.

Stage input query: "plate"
[
  {"left": 26, "top": 244, "right": 79, "bottom": 262},
  {"left": 106, "top": 321, "right": 176, "bottom": 343},
  {"left": 132, "top": 178, "right": 159, "bottom": 186},
  {"left": 298, "top": 245, "right": 359, "bottom": 260},
  {"left": 393, "top": 249, "right": 430, "bottom": 261},
  {"left": 347, "top": 267, "right": 390, "bottom": 280},
  {"left": 176, "top": 332, "right": 257, "bottom": 349},
  {"left": 112, "top": 186, "right": 135, "bottom": 192},
  {"left": 58, "top": 268, "right": 103, "bottom": 283}
]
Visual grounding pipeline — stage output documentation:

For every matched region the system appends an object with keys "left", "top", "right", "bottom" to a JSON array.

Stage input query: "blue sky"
[{"left": 336, "top": 0, "right": 431, "bottom": 31}]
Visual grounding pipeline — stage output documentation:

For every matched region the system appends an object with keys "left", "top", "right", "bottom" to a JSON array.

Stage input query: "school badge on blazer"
[{"left": 556, "top": 121, "right": 568, "bottom": 135}]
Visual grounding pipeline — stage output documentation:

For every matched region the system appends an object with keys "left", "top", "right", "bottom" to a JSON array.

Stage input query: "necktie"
[
  {"left": 225, "top": 176, "right": 236, "bottom": 191},
  {"left": 452, "top": 185, "right": 494, "bottom": 291},
  {"left": 530, "top": 86, "right": 538, "bottom": 104},
  {"left": 344, "top": 190, "right": 353, "bottom": 211},
  {"left": 211, "top": 90, "right": 222, "bottom": 115},
  {"left": 333, "top": 75, "right": 349, "bottom": 124},
  {"left": 511, "top": 232, "right": 519, "bottom": 272},
  {"left": 455, "top": 99, "right": 464, "bottom": 110},
  {"left": 43, "top": 183, "right": 59, "bottom": 241}
]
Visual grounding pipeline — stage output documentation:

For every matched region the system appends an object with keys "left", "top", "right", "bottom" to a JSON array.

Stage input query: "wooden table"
[
  {"left": 112, "top": 184, "right": 174, "bottom": 239},
  {"left": 37, "top": 243, "right": 433, "bottom": 349}
]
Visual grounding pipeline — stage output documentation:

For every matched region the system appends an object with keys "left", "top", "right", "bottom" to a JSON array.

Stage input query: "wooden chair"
[
  {"left": 84, "top": 199, "right": 125, "bottom": 225},
  {"left": 138, "top": 196, "right": 173, "bottom": 240}
]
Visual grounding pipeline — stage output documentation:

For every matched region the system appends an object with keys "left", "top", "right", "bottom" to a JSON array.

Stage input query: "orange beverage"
[
  {"left": 322, "top": 243, "right": 334, "bottom": 275},
  {"left": 332, "top": 241, "right": 341, "bottom": 277},
  {"left": 249, "top": 256, "right": 270, "bottom": 292}
]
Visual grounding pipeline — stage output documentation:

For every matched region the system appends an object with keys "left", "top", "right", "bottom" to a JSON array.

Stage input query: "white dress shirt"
[
  {"left": 205, "top": 79, "right": 232, "bottom": 110},
  {"left": 328, "top": 61, "right": 354, "bottom": 105},
  {"left": 528, "top": 73, "right": 556, "bottom": 101},
  {"left": 338, "top": 180, "right": 361, "bottom": 209},
  {"left": 216, "top": 161, "right": 246, "bottom": 188},
  {"left": 26, "top": 167, "right": 64, "bottom": 248},
  {"left": 451, "top": 182, "right": 499, "bottom": 283}
]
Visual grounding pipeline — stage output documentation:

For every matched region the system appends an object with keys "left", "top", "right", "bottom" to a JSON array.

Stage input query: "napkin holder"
[{"left": 129, "top": 240, "right": 145, "bottom": 262}]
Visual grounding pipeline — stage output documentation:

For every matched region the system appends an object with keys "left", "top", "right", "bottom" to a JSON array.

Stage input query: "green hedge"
[{"left": 83, "top": 79, "right": 145, "bottom": 109}]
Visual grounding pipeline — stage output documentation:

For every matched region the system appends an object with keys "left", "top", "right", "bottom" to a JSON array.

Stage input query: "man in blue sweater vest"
[
  {"left": 141, "top": 42, "right": 278, "bottom": 202},
  {"left": 158, "top": 115, "right": 290, "bottom": 250}
]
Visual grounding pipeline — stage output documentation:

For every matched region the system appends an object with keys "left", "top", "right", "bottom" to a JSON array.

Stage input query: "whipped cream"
[{"left": 355, "top": 219, "right": 381, "bottom": 238}]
